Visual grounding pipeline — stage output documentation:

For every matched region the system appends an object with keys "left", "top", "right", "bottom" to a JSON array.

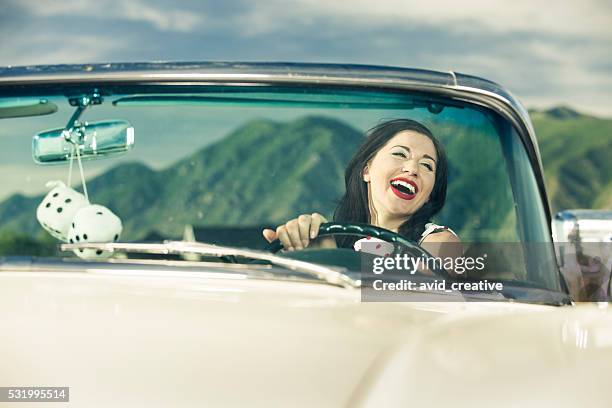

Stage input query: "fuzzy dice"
[
  {"left": 36, "top": 180, "right": 88, "bottom": 242},
  {"left": 67, "top": 204, "right": 123, "bottom": 259}
]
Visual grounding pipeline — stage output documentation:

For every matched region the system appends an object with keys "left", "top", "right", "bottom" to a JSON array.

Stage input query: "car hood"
[{"left": 1, "top": 269, "right": 610, "bottom": 407}]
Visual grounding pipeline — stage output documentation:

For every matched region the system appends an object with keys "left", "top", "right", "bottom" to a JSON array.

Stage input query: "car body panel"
[
  {"left": 0, "top": 62, "right": 604, "bottom": 407},
  {"left": 1, "top": 266, "right": 595, "bottom": 407},
  {"left": 354, "top": 303, "right": 612, "bottom": 408}
]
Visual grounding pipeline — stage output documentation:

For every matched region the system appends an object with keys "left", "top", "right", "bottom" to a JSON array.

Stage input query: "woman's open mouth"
[{"left": 389, "top": 177, "right": 418, "bottom": 200}]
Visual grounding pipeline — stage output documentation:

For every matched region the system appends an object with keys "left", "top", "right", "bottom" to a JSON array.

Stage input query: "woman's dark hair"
[{"left": 333, "top": 119, "right": 448, "bottom": 245}]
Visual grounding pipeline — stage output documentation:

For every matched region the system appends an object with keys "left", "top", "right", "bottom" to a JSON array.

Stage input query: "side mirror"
[
  {"left": 32, "top": 120, "right": 134, "bottom": 164},
  {"left": 552, "top": 210, "right": 612, "bottom": 302}
]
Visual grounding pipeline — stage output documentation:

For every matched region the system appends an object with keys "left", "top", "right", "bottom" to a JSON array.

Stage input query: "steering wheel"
[{"left": 266, "top": 222, "right": 449, "bottom": 278}]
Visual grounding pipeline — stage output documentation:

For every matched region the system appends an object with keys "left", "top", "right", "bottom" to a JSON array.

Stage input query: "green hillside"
[
  {"left": 0, "top": 109, "right": 609, "bottom": 254},
  {"left": 0, "top": 116, "right": 363, "bottom": 241},
  {"left": 531, "top": 107, "right": 612, "bottom": 212}
]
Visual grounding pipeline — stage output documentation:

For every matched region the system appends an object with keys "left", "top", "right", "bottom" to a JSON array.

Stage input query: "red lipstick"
[{"left": 389, "top": 177, "right": 418, "bottom": 200}]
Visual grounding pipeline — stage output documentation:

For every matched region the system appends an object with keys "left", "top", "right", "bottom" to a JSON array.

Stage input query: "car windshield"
[{"left": 0, "top": 83, "right": 562, "bottom": 295}]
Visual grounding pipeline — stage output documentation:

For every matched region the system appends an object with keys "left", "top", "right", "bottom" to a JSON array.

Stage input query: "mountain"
[
  {"left": 531, "top": 107, "right": 612, "bottom": 211},
  {"left": 147, "top": 116, "right": 360, "bottom": 235},
  {"left": 538, "top": 106, "right": 581, "bottom": 120},
  {"left": 1, "top": 110, "right": 609, "bottom": 249},
  {"left": 0, "top": 116, "right": 362, "bottom": 241}
]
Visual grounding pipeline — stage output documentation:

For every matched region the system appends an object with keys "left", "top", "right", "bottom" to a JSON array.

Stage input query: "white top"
[
  {"left": 418, "top": 222, "right": 458, "bottom": 244},
  {"left": 353, "top": 223, "right": 457, "bottom": 254}
]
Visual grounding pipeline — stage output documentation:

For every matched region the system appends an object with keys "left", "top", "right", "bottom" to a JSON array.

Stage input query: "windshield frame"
[
  {"left": 0, "top": 62, "right": 565, "bottom": 297},
  {"left": 0, "top": 62, "right": 551, "bottom": 228}
]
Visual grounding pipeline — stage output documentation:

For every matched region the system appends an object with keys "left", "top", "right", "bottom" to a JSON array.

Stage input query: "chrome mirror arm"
[{"left": 62, "top": 92, "right": 103, "bottom": 145}]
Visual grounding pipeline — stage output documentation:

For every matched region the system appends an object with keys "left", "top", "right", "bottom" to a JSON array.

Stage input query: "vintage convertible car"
[{"left": 0, "top": 62, "right": 610, "bottom": 407}]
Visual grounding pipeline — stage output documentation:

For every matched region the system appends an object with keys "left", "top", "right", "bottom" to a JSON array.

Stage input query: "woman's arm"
[
  {"left": 421, "top": 230, "right": 462, "bottom": 256},
  {"left": 262, "top": 213, "right": 336, "bottom": 251},
  {"left": 420, "top": 231, "right": 463, "bottom": 272}
]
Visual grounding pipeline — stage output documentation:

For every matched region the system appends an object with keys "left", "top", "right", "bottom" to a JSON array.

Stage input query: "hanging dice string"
[
  {"left": 66, "top": 133, "right": 89, "bottom": 203},
  {"left": 75, "top": 141, "right": 89, "bottom": 203},
  {"left": 67, "top": 144, "right": 74, "bottom": 187}
]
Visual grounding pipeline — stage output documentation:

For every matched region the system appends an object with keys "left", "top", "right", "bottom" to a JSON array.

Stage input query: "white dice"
[
  {"left": 36, "top": 180, "right": 88, "bottom": 242},
  {"left": 67, "top": 204, "right": 123, "bottom": 259}
]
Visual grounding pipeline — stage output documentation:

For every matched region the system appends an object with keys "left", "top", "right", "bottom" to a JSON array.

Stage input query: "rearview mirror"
[{"left": 32, "top": 120, "right": 134, "bottom": 164}]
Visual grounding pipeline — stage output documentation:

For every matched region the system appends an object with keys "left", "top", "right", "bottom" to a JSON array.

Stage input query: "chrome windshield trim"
[
  {"left": 60, "top": 241, "right": 360, "bottom": 289},
  {"left": 0, "top": 61, "right": 554, "bottom": 282}
]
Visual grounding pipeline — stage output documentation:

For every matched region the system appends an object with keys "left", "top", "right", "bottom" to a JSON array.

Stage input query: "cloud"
[
  {"left": 10, "top": 0, "right": 612, "bottom": 40},
  {"left": 1, "top": 0, "right": 611, "bottom": 116},
  {"left": 13, "top": 0, "right": 204, "bottom": 32},
  {"left": 236, "top": 0, "right": 612, "bottom": 39},
  {"left": 0, "top": 32, "right": 132, "bottom": 66}
]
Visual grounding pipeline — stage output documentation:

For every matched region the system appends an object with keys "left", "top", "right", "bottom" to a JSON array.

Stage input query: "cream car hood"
[{"left": 0, "top": 269, "right": 609, "bottom": 408}]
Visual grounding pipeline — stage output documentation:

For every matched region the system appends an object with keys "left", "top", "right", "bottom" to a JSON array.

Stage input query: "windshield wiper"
[{"left": 60, "top": 241, "right": 360, "bottom": 289}]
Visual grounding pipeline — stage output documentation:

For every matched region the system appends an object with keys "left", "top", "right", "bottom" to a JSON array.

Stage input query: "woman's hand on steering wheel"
[
  {"left": 264, "top": 221, "right": 450, "bottom": 278},
  {"left": 262, "top": 213, "right": 336, "bottom": 251}
]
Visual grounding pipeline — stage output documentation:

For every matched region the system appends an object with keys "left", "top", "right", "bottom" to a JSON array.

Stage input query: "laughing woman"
[{"left": 262, "top": 119, "right": 461, "bottom": 258}]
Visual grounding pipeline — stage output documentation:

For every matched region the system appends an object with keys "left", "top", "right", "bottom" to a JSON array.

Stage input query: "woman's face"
[{"left": 363, "top": 130, "right": 437, "bottom": 225}]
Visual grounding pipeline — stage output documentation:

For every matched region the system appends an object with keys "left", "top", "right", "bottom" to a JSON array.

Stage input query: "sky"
[{"left": 1, "top": 0, "right": 611, "bottom": 116}]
